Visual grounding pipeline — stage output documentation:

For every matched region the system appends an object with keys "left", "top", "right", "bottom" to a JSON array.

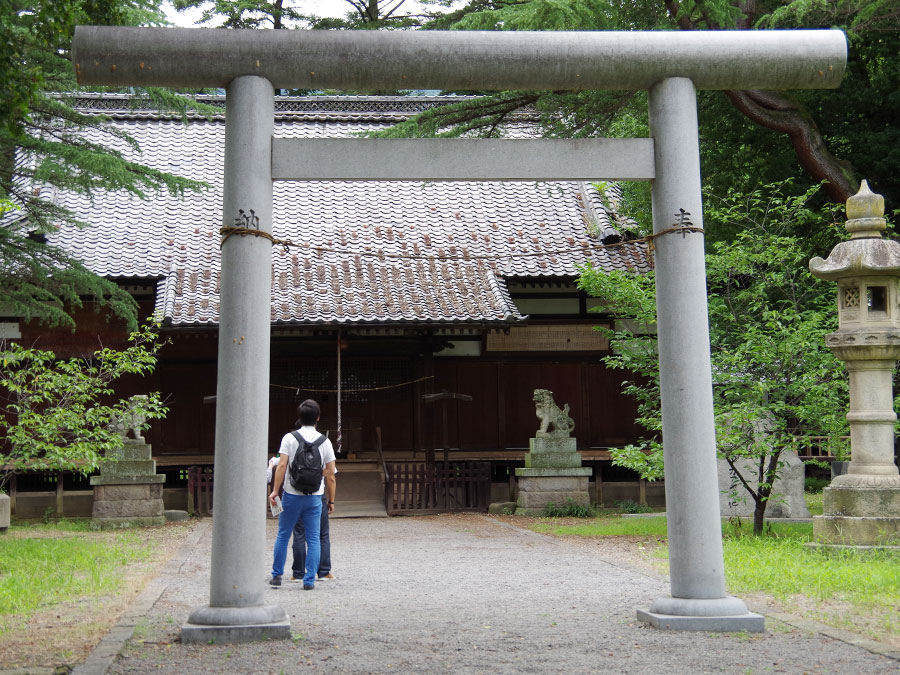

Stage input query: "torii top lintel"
[{"left": 73, "top": 27, "right": 846, "bottom": 92}]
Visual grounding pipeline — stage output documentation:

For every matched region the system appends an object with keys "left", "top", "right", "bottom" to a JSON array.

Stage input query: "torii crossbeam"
[{"left": 73, "top": 27, "right": 847, "bottom": 642}]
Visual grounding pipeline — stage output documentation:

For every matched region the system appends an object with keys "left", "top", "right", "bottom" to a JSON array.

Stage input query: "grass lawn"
[
  {"left": 0, "top": 519, "right": 196, "bottom": 670},
  {"left": 529, "top": 494, "right": 900, "bottom": 649}
]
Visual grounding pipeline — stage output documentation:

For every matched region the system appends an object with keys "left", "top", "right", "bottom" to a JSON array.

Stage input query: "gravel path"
[{"left": 108, "top": 514, "right": 899, "bottom": 674}]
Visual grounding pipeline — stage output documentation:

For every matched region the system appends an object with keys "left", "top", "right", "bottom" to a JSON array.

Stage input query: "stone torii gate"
[{"left": 73, "top": 27, "right": 847, "bottom": 642}]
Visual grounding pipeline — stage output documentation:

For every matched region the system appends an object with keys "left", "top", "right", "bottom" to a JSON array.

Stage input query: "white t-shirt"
[{"left": 279, "top": 425, "right": 336, "bottom": 496}]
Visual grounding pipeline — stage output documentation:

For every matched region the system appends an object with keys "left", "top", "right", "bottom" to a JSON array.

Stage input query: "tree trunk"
[
  {"left": 752, "top": 498, "right": 767, "bottom": 535},
  {"left": 724, "top": 90, "right": 857, "bottom": 203}
]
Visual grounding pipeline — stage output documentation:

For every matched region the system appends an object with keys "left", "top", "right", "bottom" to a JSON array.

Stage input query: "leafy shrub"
[
  {"left": 804, "top": 477, "right": 830, "bottom": 493},
  {"left": 543, "top": 499, "right": 596, "bottom": 518},
  {"left": 612, "top": 499, "right": 652, "bottom": 514}
]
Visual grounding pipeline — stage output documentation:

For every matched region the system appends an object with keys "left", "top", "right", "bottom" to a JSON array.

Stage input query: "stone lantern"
[{"left": 809, "top": 181, "right": 900, "bottom": 545}]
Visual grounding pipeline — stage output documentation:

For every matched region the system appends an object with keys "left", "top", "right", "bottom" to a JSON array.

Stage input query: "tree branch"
[{"left": 724, "top": 90, "right": 857, "bottom": 202}]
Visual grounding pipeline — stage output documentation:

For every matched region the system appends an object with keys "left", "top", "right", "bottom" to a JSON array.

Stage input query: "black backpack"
[{"left": 288, "top": 431, "right": 326, "bottom": 494}]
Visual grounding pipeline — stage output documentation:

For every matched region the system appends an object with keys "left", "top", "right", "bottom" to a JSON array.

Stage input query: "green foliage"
[
  {"left": 532, "top": 514, "right": 668, "bottom": 537},
  {"left": 412, "top": 0, "right": 900, "bottom": 208},
  {"left": 706, "top": 183, "right": 850, "bottom": 534},
  {"left": 532, "top": 513, "right": 900, "bottom": 641},
  {"left": 542, "top": 499, "right": 596, "bottom": 518},
  {"left": 1, "top": 0, "right": 207, "bottom": 330},
  {"left": 612, "top": 498, "right": 653, "bottom": 514},
  {"left": 578, "top": 182, "right": 851, "bottom": 533},
  {"left": 174, "top": 0, "right": 422, "bottom": 30},
  {"left": 804, "top": 476, "right": 830, "bottom": 493},
  {"left": 721, "top": 523, "right": 900, "bottom": 625},
  {"left": 173, "top": 0, "right": 309, "bottom": 28},
  {"left": 0, "top": 322, "right": 168, "bottom": 492},
  {"left": 576, "top": 267, "right": 664, "bottom": 480}
]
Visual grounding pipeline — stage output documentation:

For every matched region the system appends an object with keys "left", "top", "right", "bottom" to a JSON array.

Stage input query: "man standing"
[
  {"left": 269, "top": 399, "right": 336, "bottom": 590},
  {"left": 292, "top": 465, "right": 337, "bottom": 581}
]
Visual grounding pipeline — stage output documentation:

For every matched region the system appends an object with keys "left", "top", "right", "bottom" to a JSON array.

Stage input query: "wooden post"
[
  {"left": 596, "top": 463, "right": 604, "bottom": 507},
  {"left": 56, "top": 471, "right": 64, "bottom": 517},
  {"left": 422, "top": 390, "right": 472, "bottom": 510}
]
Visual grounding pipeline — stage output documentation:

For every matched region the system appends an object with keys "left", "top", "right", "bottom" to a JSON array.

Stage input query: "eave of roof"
[{"left": 45, "top": 94, "right": 651, "bottom": 328}]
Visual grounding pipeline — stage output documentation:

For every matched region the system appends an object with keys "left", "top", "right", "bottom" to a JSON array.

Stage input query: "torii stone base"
[{"left": 182, "top": 611, "right": 290, "bottom": 644}]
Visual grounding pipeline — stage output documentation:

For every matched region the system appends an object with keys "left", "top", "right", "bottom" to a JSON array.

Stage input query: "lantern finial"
[{"left": 845, "top": 180, "right": 886, "bottom": 238}]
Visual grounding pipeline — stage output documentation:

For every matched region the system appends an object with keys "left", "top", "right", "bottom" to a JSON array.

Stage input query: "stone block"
[
  {"left": 530, "top": 437, "right": 577, "bottom": 454},
  {"left": 823, "top": 486, "right": 900, "bottom": 518},
  {"left": 91, "top": 474, "right": 165, "bottom": 486},
  {"left": 524, "top": 451, "right": 584, "bottom": 469},
  {"left": 516, "top": 490, "right": 590, "bottom": 509},
  {"left": 92, "top": 497, "right": 164, "bottom": 519},
  {"left": 717, "top": 450, "right": 809, "bottom": 518},
  {"left": 93, "top": 515, "right": 166, "bottom": 530},
  {"left": 515, "top": 467, "right": 592, "bottom": 478},
  {"left": 108, "top": 444, "right": 153, "bottom": 461},
  {"left": 518, "top": 475, "right": 589, "bottom": 492},
  {"left": 102, "top": 459, "right": 157, "bottom": 476},
  {"left": 165, "top": 509, "right": 191, "bottom": 521},
  {"left": 94, "top": 484, "right": 163, "bottom": 502},
  {"left": 813, "top": 515, "right": 900, "bottom": 546}
]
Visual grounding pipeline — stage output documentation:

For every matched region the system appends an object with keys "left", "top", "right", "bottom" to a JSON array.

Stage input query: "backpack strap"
[{"left": 289, "top": 431, "right": 326, "bottom": 447}]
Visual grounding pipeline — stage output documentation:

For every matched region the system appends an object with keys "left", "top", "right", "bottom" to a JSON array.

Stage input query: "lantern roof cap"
[{"left": 809, "top": 181, "right": 900, "bottom": 280}]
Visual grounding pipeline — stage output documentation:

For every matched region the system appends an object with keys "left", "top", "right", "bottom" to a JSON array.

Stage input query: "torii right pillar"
[{"left": 637, "top": 78, "right": 764, "bottom": 631}]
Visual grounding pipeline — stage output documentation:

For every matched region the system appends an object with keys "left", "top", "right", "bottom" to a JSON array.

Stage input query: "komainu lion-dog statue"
[
  {"left": 533, "top": 389, "right": 575, "bottom": 437},
  {"left": 110, "top": 394, "right": 148, "bottom": 442}
]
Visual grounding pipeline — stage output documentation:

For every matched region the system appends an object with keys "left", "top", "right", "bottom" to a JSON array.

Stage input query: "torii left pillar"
[{"left": 182, "top": 75, "right": 290, "bottom": 643}]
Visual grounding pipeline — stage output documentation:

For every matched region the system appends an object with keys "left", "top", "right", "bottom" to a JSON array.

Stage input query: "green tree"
[
  {"left": 173, "top": 0, "right": 421, "bottom": 29},
  {"left": 0, "top": 322, "right": 169, "bottom": 493},
  {"left": 579, "top": 182, "right": 851, "bottom": 534},
  {"left": 705, "top": 185, "right": 849, "bottom": 533},
  {"left": 577, "top": 267, "right": 665, "bottom": 482},
  {"left": 400, "top": 0, "right": 900, "bottom": 208},
  {"left": 1, "top": 0, "right": 206, "bottom": 330}
]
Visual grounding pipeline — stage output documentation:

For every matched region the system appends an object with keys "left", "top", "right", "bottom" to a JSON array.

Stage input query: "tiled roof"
[{"left": 48, "top": 95, "right": 651, "bottom": 327}]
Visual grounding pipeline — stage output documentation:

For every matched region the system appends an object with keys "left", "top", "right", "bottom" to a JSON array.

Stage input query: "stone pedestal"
[
  {"left": 515, "top": 436, "right": 591, "bottom": 515},
  {"left": 813, "top": 476, "right": 900, "bottom": 545},
  {"left": 0, "top": 493, "right": 9, "bottom": 533},
  {"left": 90, "top": 441, "right": 165, "bottom": 529}
]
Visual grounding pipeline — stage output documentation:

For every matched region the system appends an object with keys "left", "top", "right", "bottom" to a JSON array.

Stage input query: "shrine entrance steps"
[{"left": 333, "top": 460, "right": 388, "bottom": 518}]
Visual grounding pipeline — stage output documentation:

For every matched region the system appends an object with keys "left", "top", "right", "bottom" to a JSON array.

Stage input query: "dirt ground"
[{"left": 0, "top": 520, "right": 199, "bottom": 671}]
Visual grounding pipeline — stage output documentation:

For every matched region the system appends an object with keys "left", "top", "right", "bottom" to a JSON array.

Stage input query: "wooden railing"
[
  {"left": 791, "top": 436, "right": 850, "bottom": 460},
  {"left": 386, "top": 461, "right": 491, "bottom": 515},
  {"left": 187, "top": 466, "right": 213, "bottom": 516}
]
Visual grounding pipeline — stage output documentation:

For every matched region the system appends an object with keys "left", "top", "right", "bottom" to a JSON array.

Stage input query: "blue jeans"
[
  {"left": 293, "top": 495, "right": 330, "bottom": 578},
  {"left": 272, "top": 492, "right": 321, "bottom": 586}
]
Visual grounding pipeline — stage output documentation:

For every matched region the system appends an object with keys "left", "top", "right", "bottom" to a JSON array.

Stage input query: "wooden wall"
[
  {"left": 431, "top": 358, "right": 643, "bottom": 452},
  {"left": 8, "top": 319, "right": 643, "bottom": 458}
]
